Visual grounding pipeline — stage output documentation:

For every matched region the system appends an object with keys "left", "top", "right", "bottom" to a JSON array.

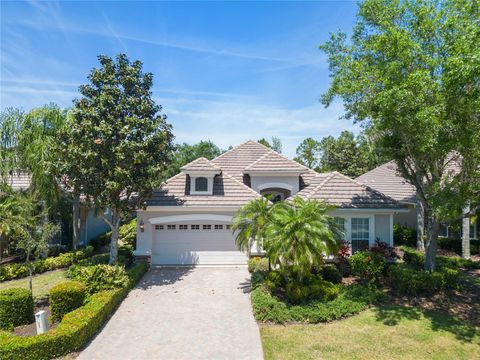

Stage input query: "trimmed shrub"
[
  {"left": 401, "top": 246, "right": 480, "bottom": 270},
  {"left": 66, "top": 264, "right": 129, "bottom": 295},
  {"left": 248, "top": 257, "right": 269, "bottom": 273},
  {"left": 251, "top": 283, "right": 383, "bottom": 324},
  {"left": 0, "top": 288, "right": 34, "bottom": 330},
  {"left": 0, "top": 246, "right": 95, "bottom": 282},
  {"left": 350, "top": 251, "right": 386, "bottom": 283},
  {"left": 0, "top": 263, "right": 149, "bottom": 360},
  {"left": 264, "top": 270, "right": 285, "bottom": 291},
  {"left": 388, "top": 264, "right": 460, "bottom": 296},
  {"left": 50, "top": 281, "right": 86, "bottom": 322},
  {"left": 321, "top": 264, "right": 342, "bottom": 284},
  {"left": 393, "top": 224, "right": 417, "bottom": 247}
]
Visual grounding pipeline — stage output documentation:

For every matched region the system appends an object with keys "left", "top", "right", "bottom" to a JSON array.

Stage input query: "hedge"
[
  {"left": 401, "top": 246, "right": 480, "bottom": 270},
  {"left": 0, "top": 288, "right": 34, "bottom": 330},
  {"left": 250, "top": 270, "right": 384, "bottom": 324},
  {"left": 0, "top": 262, "right": 149, "bottom": 360},
  {"left": 89, "top": 219, "right": 136, "bottom": 250},
  {"left": 0, "top": 246, "right": 94, "bottom": 281},
  {"left": 50, "top": 281, "right": 86, "bottom": 322}
]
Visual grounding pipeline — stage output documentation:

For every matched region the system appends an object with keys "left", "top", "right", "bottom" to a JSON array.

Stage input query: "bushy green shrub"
[
  {"left": 50, "top": 281, "right": 86, "bottom": 322},
  {"left": 66, "top": 264, "right": 129, "bottom": 295},
  {"left": 388, "top": 264, "right": 460, "bottom": 296},
  {"left": 401, "top": 246, "right": 480, "bottom": 270},
  {"left": 251, "top": 283, "right": 383, "bottom": 324},
  {"left": 285, "top": 279, "right": 339, "bottom": 304},
  {"left": 321, "top": 264, "right": 342, "bottom": 284},
  {"left": 350, "top": 251, "right": 386, "bottom": 282},
  {"left": 437, "top": 237, "right": 480, "bottom": 255},
  {"left": 89, "top": 219, "right": 137, "bottom": 251},
  {"left": 0, "top": 246, "right": 95, "bottom": 282},
  {"left": 264, "top": 270, "right": 285, "bottom": 291},
  {"left": 0, "top": 288, "right": 34, "bottom": 330},
  {"left": 248, "top": 257, "right": 269, "bottom": 273},
  {"left": 0, "top": 263, "right": 149, "bottom": 360},
  {"left": 393, "top": 224, "right": 417, "bottom": 247}
]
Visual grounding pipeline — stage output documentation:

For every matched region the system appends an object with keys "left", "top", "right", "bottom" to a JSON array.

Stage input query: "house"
[
  {"left": 134, "top": 140, "right": 407, "bottom": 265},
  {"left": 356, "top": 160, "right": 479, "bottom": 241},
  {"left": 5, "top": 171, "right": 110, "bottom": 246}
]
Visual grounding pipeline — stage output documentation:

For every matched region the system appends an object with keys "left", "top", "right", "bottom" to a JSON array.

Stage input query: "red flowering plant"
[
  {"left": 349, "top": 249, "right": 386, "bottom": 283},
  {"left": 370, "top": 238, "right": 400, "bottom": 263},
  {"left": 337, "top": 240, "right": 351, "bottom": 276}
]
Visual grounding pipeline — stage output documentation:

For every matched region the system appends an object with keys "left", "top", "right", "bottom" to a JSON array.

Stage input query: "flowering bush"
[
  {"left": 370, "top": 239, "right": 400, "bottom": 262},
  {"left": 349, "top": 250, "right": 386, "bottom": 283}
]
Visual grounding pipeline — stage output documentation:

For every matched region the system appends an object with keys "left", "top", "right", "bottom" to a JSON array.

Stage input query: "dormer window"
[
  {"left": 195, "top": 177, "right": 208, "bottom": 192},
  {"left": 180, "top": 157, "right": 221, "bottom": 196}
]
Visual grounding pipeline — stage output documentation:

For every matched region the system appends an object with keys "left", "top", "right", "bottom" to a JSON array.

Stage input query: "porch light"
[{"left": 139, "top": 220, "right": 144, "bottom": 232}]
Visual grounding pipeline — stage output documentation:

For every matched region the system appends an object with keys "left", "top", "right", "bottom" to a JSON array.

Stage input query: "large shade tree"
[
  {"left": 321, "top": 0, "right": 479, "bottom": 270},
  {"left": 71, "top": 54, "right": 174, "bottom": 263}
]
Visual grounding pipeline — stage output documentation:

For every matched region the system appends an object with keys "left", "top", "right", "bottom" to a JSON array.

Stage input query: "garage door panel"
[{"left": 152, "top": 225, "right": 246, "bottom": 265}]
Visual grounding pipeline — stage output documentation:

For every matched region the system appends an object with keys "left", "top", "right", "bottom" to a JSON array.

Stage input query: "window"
[
  {"left": 167, "top": 224, "right": 176, "bottom": 230},
  {"left": 179, "top": 225, "right": 188, "bottom": 230},
  {"left": 195, "top": 177, "right": 208, "bottom": 192},
  {"left": 214, "top": 224, "right": 223, "bottom": 230},
  {"left": 155, "top": 225, "right": 164, "bottom": 230},
  {"left": 351, "top": 218, "right": 369, "bottom": 253},
  {"left": 226, "top": 224, "right": 231, "bottom": 230},
  {"left": 191, "top": 225, "right": 200, "bottom": 230},
  {"left": 439, "top": 224, "right": 449, "bottom": 237},
  {"left": 203, "top": 224, "right": 211, "bottom": 230}
]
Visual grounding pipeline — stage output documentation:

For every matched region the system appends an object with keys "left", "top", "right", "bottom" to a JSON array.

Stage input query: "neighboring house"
[
  {"left": 135, "top": 140, "right": 407, "bottom": 265},
  {"left": 356, "top": 161, "right": 479, "bottom": 241},
  {"left": 5, "top": 171, "right": 110, "bottom": 246}
]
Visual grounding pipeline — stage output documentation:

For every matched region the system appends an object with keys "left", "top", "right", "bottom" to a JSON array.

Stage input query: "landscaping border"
[{"left": 0, "top": 262, "right": 149, "bottom": 360}]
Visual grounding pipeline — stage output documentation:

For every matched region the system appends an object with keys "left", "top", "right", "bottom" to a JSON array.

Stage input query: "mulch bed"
[{"left": 13, "top": 304, "right": 58, "bottom": 337}]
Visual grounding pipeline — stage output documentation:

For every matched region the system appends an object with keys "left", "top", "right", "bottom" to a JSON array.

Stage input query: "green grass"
[
  {"left": 1, "top": 270, "right": 67, "bottom": 299},
  {"left": 261, "top": 305, "right": 480, "bottom": 360}
]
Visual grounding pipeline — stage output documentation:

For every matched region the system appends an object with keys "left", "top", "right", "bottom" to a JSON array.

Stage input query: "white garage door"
[{"left": 152, "top": 223, "right": 247, "bottom": 265}]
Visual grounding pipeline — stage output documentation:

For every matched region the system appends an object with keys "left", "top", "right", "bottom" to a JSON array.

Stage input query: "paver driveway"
[{"left": 78, "top": 267, "right": 263, "bottom": 360}]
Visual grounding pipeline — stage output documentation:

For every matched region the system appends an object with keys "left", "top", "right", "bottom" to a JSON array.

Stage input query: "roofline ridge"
[
  {"left": 211, "top": 139, "right": 260, "bottom": 163},
  {"left": 243, "top": 149, "right": 272, "bottom": 170},
  {"left": 180, "top": 156, "right": 221, "bottom": 170},
  {"left": 334, "top": 171, "right": 400, "bottom": 204},
  {"left": 221, "top": 170, "right": 263, "bottom": 198},
  {"left": 304, "top": 172, "right": 336, "bottom": 200}
]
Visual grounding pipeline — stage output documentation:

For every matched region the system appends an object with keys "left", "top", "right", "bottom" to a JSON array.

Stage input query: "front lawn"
[
  {"left": 261, "top": 304, "right": 480, "bottom": 360},
  {"left": 1, "top": 270, "right": 67, "bottom": 299}
]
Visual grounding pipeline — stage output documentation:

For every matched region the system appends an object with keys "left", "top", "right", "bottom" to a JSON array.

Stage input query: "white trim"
[
  {"left": 389, "top": 214, "right": 394, "bottom": 246},
  {"left": 190, "top": 175, "right": 215, "bottom": 195},
  {"left": 257, "top": 182, "right": 294, "bottom": 191},
  {"left": 144, "top": 206, "right": 240, "bottom": 212},
  {"left": 149, "top": 214, "right": 233, "bottom": 224},
  {"left": 181, "top": 170, "right": 221, "bottom": 176},
  {"left": 244, "top": 171, "right": 306, "bottom": 176}
]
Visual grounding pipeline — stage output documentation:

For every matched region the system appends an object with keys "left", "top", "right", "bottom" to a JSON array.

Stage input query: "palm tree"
[
  {"left": 266, "top": 197, "right": 339, "bottom": 279},
  {"left": 0, "top": 191, "right": 27, "bottom": 260},
  {"left": 231, "top": 197, "right": 274, "bottom": 256}
]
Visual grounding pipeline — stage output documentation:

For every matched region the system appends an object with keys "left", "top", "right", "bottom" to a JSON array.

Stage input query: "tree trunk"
[
  {"left": 462, "top": 204, "right": 471, "bottom": 259},
  {"left": 416, "top": 201, "right": 425, "bottom": 251},
  {"left": 72, "top": 190, "right": 81, "bottom": 252},
  {"left": 27, "top": 250, "right": 33, "bottom": 293},
  {"left": 108, "top": 210, "right": 121, "bottom": 265},
  {"left": 424, "top": 209, "right": 439, "bottom": 272}
]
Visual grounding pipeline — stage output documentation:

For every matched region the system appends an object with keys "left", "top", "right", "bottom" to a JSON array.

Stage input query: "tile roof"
[
  {"left": 244, "top": 150, "right": 310, "bottom": 173},
  {"left": 295, "top": 172, "right": 403, "bottom": 209},
  {"left": 147, "top": 171, "right": 261, "bottom": 207},
  {"left": 147, "top": 140, "right": 404, "bottom": 209},
  {"left": 180, "top": 157, "right": 221, "bottom": 172},
  {"left": 356, "top": 161, "right": 417, "bottom": 203}
]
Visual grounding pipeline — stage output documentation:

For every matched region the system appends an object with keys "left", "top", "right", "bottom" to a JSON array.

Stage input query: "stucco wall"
[
  {"left": 81, "top": 208, "right": 111, "bottom": 245},
  {"left": 394, "top": 204, "right": 417, "bottom": 228},
  {"left": 374, "top": 214, "right": 391, "bottom": 243},
  {"left": 249, "top": 175, "right": 300, "bottom": 195}
]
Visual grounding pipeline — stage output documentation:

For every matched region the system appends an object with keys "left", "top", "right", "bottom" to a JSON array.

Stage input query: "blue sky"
[{"left": 1, "top": 0, "right": 361, "bottom": 157}]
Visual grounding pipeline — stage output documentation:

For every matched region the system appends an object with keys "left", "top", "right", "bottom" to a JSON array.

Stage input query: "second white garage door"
[{"left": 152, "top": 223, "right": 247, "bottom": 265}]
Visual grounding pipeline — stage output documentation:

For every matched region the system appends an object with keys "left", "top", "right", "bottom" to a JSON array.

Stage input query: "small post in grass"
[{"left": 35, "top": 310, "right": 49, "bottom": 334}]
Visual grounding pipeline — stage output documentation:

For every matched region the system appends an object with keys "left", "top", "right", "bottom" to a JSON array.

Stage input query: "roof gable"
[
  {"left": 180, "top": 157, "right": 221, "bottom": 172},
  {"left": 295, "top": 171, "right": 403, "bottom": 209},
  {"left": 244, "top": 150, "right": 309, "bottom": 173}
]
